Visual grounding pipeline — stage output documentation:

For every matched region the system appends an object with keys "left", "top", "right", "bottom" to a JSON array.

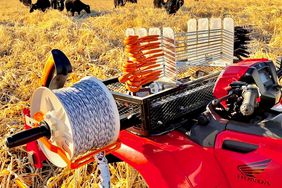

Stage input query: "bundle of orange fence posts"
[{"left": 119, "top": 35, "right": 164, "bottom": 92}]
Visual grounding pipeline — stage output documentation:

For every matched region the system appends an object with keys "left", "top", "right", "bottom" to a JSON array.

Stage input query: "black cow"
[
  {"left": 164, "top": 0, "right": 184, "bottom": 14},
  {"left": 153, "top": 0, "right": 184, "bottom": 14},
  {"left": 114, "top": 0, "right": 126, "bottom": 7},
  {"left": 19, "top": 0, "right": 32, "bottom": 6},
  {"left": 153, "top": 0, "right": 165, "bottom": 8},
  {"left": 30, "top": 0, "right": 51, "bottom": 12},
  {"left": 127, "top": 0, "right": 137, "bottom": 3},
  {"left": 114, "top": 0, "right": 137, "bottom": 8},
  {"left": 65, "top": 0, "right": 91, "bottom": 16},
  {"left": 51, "top": 0, "right": 65, "bottom": 11}
]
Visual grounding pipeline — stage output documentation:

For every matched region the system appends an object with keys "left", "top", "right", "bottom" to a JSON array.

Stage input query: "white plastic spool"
[{"left": 30, "top": 76, "right": 120, "bottom": 167}]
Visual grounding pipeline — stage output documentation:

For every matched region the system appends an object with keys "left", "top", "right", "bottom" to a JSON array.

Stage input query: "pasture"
[{"left": 0, "top": 0, "right": 281, "bottom": 187}]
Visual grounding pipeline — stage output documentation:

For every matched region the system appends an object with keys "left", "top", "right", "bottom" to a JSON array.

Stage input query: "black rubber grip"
[{"left": 6, "top": 126, "right": 51, "bottom": 148}]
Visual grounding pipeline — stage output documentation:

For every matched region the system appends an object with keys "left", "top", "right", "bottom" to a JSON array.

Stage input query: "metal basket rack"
[{"left": 104, "top": 18, "right": 234, "bottom": 136}]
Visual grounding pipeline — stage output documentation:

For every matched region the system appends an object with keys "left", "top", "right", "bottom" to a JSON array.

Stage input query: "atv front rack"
[
  {"left": 115, "top": 18, "right": 233, "bottom": 135},
  {"left": 104, "top": 71, "right": 220, "bottom": 136}
]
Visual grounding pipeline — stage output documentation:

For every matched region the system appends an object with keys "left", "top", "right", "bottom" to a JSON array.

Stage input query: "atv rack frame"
[
  {"left": 104, "top": 72, "right": 219, "bottom": 136},
  {"left": 106, "top": 18, "right": 235, "bottom": 136}
]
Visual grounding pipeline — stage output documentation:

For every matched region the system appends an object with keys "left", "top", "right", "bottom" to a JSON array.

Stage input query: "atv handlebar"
[{"left": 6, "top": 123, "right": 51, "bottom": 148}]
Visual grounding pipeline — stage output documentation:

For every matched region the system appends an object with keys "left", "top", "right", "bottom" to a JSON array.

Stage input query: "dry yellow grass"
[{"left": 0, "top": 0, "right": 281, "bottom": 187}]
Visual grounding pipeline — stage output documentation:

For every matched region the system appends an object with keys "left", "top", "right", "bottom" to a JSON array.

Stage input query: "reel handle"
[
  {"left": 6, "top": 113, "right": 139, "bottom": 148},
  {"left": 6, "top": 125, "right": 51, "bottom": 148}
]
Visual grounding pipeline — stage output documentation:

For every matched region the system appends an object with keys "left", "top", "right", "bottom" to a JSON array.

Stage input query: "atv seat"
[
  {"left": 262, "top": 113, "right": 282, "bottom": 138},
  {"left": 227, "top": 113, "right": 282, "bottom": 139}
]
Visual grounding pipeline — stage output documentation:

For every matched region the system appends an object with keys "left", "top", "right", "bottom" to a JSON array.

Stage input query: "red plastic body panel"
[
  {"left": 114, "top": 129, "right": 282, "bottom": 188},
  {"left": 112, "top": 131, "right": 229, "bottom": 188},
  {"left": 23, "top": 108, "right": 46, "bottom": 168},
  {"left": 213, "top": 58, "right": 269, "bottom": 100},
  {"left": 215, "top": 130, "right": 282, "bottom": 188}
]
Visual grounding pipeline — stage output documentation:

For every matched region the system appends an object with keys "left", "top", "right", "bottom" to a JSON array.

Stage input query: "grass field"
[{"left": 0, "top": 0, "right": 281, "bottom": 187}]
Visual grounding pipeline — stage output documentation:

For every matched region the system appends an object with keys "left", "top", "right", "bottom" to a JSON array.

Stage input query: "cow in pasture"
[
  {"left": 65, "top": 0, "right": 91, "bottom": 16},
  {"left": 19, "top": 0, "right": 32, "bottom": 6},
  {"left": 114, "top": 0, "right": 126, "bottom": 7},
  {"left": 114, "top": 0, "right": 137, "bottom": 8},
  {"left": 30, "top": 0, "right": 51, "bottom": 12},
  {"left": 51, "top": 0, "right": 65, "bottom": 11},
  {"left": 153, "top": 0, "right": 165, "bottom": 8},
  {"left": 127, "top": 0, "right": 137, "bottom": 3},
  {"left": 164, "top": 0, "right": 184, "bottom": 14}
]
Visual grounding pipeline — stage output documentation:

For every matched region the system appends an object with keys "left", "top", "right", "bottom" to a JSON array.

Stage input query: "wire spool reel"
[{"left": 29, "top": 76, "right": 120, "bottom": 168}]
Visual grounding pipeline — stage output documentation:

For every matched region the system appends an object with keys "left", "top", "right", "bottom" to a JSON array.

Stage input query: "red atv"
[{"left": 6, "top": 18, "right": 282, "bottom": 188}]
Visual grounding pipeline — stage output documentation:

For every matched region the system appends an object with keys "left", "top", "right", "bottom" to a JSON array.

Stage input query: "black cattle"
[
  {"left": 19, "top": 0, "right": 32, "bottom": 6},
  {"left": 51, "top": 0, "right": 65, "bottom": 11},
  {"left": 114, "top": 0, "right": 126, "bottom": 7},
  {"left": 153, "top": 0, "right": 165, "bottom": 8},
  {"left": 164, "top": 0, "right": 184, "bottom": 14},
  {"left": 114, "top": 0, "right": 137, "bottom": 8},
  {"left": 30, "top": 0, "right": 51, "bottom": 12},
  {"left": 127, "top": 0, "right": 137, "bottom": 3},
  {"left": 65, "top": 0, "right": 91, "bottom": 16}
]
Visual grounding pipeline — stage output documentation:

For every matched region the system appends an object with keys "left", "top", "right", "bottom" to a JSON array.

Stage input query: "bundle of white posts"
[{"left": 125, "top": 17, "right": 234, "bottom": 81}]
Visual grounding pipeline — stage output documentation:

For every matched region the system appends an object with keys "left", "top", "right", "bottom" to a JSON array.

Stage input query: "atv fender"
[{"left": 112, "top": 130, "right": 229, "bottom": 188}]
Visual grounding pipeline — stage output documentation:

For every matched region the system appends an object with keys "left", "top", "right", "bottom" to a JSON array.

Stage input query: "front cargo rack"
[
  {"left": 104, "top": 17, "right": 234, "bottom": 136},
  {"left": 103, "top": 70, "right": 220, "bottom": 136}
]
